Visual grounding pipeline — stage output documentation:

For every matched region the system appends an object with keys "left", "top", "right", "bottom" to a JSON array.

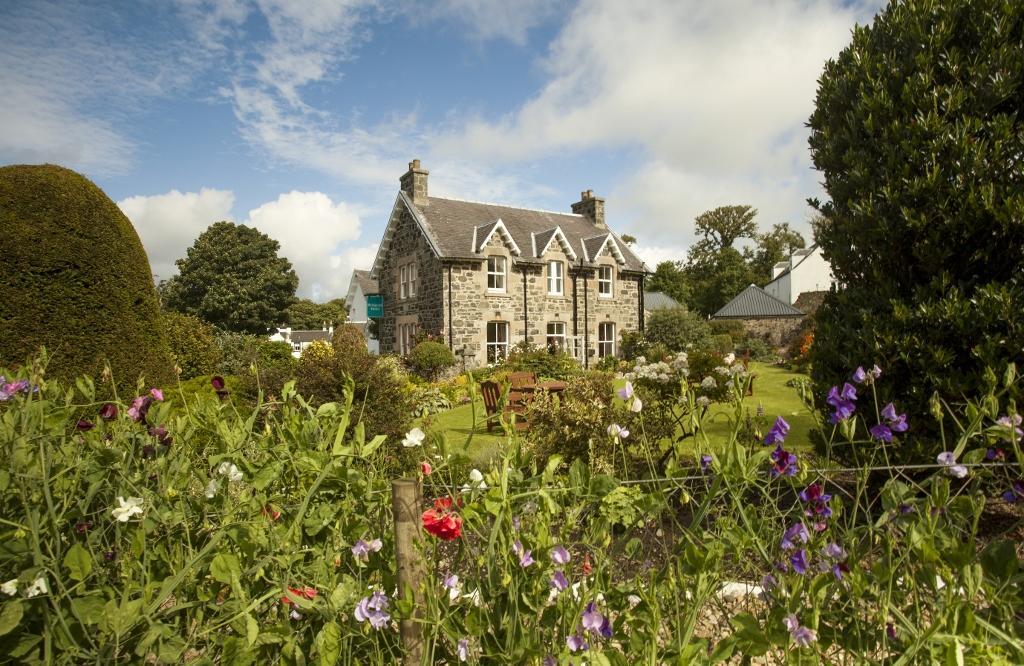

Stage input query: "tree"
[
  {"left": 646, "top": 261, "right": 692, "bottom": 307},
  {"left": 746, "top": 223, "right": 806, "bottom": 285},
  {"left": 807, "top": 0, "right": 1024, "bottom": 460},
  {"left": 286, "top": 298, "right": 347, "bottom": 330},
  {"left": 0, "top": 165, "right": 175, "bottom": 389},
  {"left": 163, "top": 222, "right": 299, "bottom": 334},
  {"left": 692, "top": 205, "right": 758, "bottom": 255},
  {"left": 684, "top": 247, "right": 754, "bottom": 317}
]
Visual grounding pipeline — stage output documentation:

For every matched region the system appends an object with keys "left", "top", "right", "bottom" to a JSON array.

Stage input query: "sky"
[{"left": 0, "top": 0, "right": 884, "bottom": 301}]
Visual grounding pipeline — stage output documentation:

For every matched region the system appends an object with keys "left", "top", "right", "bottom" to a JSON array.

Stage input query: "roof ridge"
[{"left": 429, "top": 195, "right": 584, "bottom": 218}]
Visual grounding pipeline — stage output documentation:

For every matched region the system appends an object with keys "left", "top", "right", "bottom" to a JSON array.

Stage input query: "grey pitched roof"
[
  {"left": 643, "top": 291, "right": 681, "bottom": 310},
  {"left": 713, "top": 284, "right": 804, "bottom": 319},
  {"left": 289, "top": 330, "right": 333, "bottom": 343},
  {"left": 352, "top": 269, "right": 378, "bottom": 295},
  {"left": 408, "top": 196, "right": 648, "bottom": 272}
]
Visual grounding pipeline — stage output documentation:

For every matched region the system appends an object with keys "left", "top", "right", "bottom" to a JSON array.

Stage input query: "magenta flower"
[
  {"left": 149, "top": 388, "right": 164, "bottom": 401},
  {"left": 784, "top": 614, "right": 817, "bottom": 647},
  {"left": 551, "top": 545, "right": 570, "bottom": 565},
  {"left": 148, "top": 425, "right": 172, "bottom": 445},
  {"left": 770, "top": 445, "right": 798, "bottom": 477},
  {"left": 127, "top": 395, "right": 153, "bottom": 422},
  {"left": 763, "top": 416, "right": 790, "bottom": 446},
  {"left": 99, "top": 403, "right": 118, "bottom": 420},
  {"left": 211, "top": 376, "right": 226, "bottom": 391}
]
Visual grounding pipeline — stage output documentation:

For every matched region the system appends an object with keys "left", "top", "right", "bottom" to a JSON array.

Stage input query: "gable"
[
  {"left": 369, "top": 192, "right": 442, "bottom": 277},
  {"left": 474, "top": 219, "right": 521, "bottom": 255},
  {"left": 533, "top": 226, "right": 577, "bottom": 261}
]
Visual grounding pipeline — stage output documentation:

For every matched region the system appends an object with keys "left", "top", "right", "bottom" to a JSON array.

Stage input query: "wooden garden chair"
[{"left": 479, "top": 380, "right": 529, "bottom": 432}]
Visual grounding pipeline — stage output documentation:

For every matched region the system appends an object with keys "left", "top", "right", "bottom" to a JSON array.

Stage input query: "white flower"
[
  {"left": 724, "top": 353, "right": 736, "bottom": 365},
  {"left": 1, "top": 579, "right": 17, "bottom": 596},
  {"left": 462, "top": 588, "right": 483, "bottom": 607},
  {"left": 402, "top": 427, "right": 426, "bottom": 448},
  {"left": 462, "top": 468, "right": 487, "bottom": 491},
  {"left": 217, "top": 461, "right": 244, "bottom": 482},
  {"left": 627, "top": 594, "right": 642, "bottom": 609},
  {"left": 630, "top": 396, "right": 643, "bottom": 413},
  {"left": 204, "top": 478, "right": 221, "bottom": 498},
  {"left": 25, "top": 576, "right": 48, "bottom": 598},
  {"left": 111, "top": 496, "right": 144, "bottom": 522},
  {"left": 701, "top": 376, "right": 717, "bottom": 389}
]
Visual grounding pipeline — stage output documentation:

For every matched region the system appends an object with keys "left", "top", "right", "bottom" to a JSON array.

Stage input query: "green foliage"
[
  {"left": 691, "top": 205, "right": 759, "bottom": 254},
  {"left": 0, "top": 164, "right": 174, "bottom": 389},
  {"left": 163, "top": 221, "right": 299, "bottom": 333},
  {"left": 645, "top": 307, "right": 713, "bottom": 352},
  {"left": 409, "top": 385, "right": 452, "bottom": 417},
  {"left": 685, "top": 246, "right": 755, "bottom": 317},
  {"left": 286, "top": 298, "right": 347, "bottom": 330},
  {"left": 646, "top": 261, "right": 691, "bottom": 308},
  {"left": 162, "top": 311, "right": 220, "bottom": 379},
  {"left": 744, "top": 223, "right": 806, "bottom": 286},
  {"left": 214, "top": 331, "right": 294, "bottom": 376},
  {"left": 501, "top": 343, "right": 581, "bottom": 380},
  {"left": 407, "top": 341, "right": 455, "bottom": 381},
  {"left": 807, "top": 0, "right": 1024, "bottom": 458}
]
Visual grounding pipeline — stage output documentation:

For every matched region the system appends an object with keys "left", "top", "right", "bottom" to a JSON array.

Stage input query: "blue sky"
[{"left": 0, "top": 0, "right": 883, "bottom": 299}]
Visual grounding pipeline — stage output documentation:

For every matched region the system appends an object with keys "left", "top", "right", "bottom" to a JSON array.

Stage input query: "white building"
[
  {"left": 269, "top": 326, "right": 334, "bottom": 358},
  {"left": 763, "top": 245, "right": 836, "bottom": 305},
  {"left": 344, "top": 269, "right": 380, "bottom": 354}
]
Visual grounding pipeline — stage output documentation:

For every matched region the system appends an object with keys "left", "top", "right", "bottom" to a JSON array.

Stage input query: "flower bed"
[{"left": 0, "top": 362, "right": 1022, "bottom": 663}]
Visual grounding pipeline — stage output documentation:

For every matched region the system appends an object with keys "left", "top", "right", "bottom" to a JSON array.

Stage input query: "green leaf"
[
  {"left": 210, "top": 552, "right": 242, "bottom": 585},
  {"left": 222, "top": 636, "right": 256, "bottom": 666},
  {"left": 63, "top": 543, "right": 93, "bottom": 582},
  {"left": 245, "top": 614, "right": 259, "bottom": 646},
  {"left": 980, "top": 540, "right": 1019, "bottom": 582},
  {"left": 315, "top": 621, "right": 341, "bottom": 666},
  {"left": 0, "top": 600, "right": 24, "bottom": 637},
  {"left": 70, "top": 596, "right": 106, "bottom": 625}
]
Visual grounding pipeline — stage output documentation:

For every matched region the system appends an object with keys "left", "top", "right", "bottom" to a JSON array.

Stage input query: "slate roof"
[
  {"left": 398, "top": 195, "right": 648, "bottom": 272},
  {"left": 289, "top": 330, "right": 333, "bottom": 344},
  {"left": 712, "top": 284, "right": 804, "bottom": 319},
  {"left": 643, "top": 291, "right": 681, "bottom": 310},
  {"left": 352, "top": 269, "right": 378, "bottom": 295}
]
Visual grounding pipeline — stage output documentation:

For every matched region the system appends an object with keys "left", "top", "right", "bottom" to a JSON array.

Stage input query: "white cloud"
[
  {"left": 244, "top": 191, "right": 363, "bottom": 299},
  {"left": 433, "top": 0, "right": 883, "bottom": 245},
  {"left": 631, "top": 243, "right": 688, "bottom": 270},
  {"left": 118, "top": 189, "right": 236, "bottom": 282},
  {"left": 404, "top": 0, "right": 566, "bottom": 44}
]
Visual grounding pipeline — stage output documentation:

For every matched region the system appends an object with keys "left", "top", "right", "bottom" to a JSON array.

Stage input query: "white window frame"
[
  {"left": 598, "top": 322, "right": 616, "bottom": 358},
  {"left": 398, "top": 322, "right": 417, "bottom": 355},
  {"left": 409, "top": 262, "right": 417, "bottom": 297},
  {"left": 487, "top": 256, "right": 507, "bottom": 292},
  {"left": 546, "top": 321, "right": 566, "bottom": 352},
  {"left": 399, "top": 265, "right": 408, "bottom": 300},
  {"left": 547, "top": 260, "right": 563, "bottom": 296},
  {"left": 598, "top": 265, "right": 614, "bottom": 298},
  {"left": 486, "top": 321, "right": 509, "bottom": 364}
]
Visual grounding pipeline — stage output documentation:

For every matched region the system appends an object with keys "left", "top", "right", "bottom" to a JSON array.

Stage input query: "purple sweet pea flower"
[
  {"left": 986, "top": 447, "right": 1006, "bottom": 461},
  {"left": 581, "top": 602, "right": 612, "bottom": 637},
  {"left": 870, "top": 423, "right": 893, "bottom": 442},
  {"left": 617, "top": 381, "right": 633, "bottom": 400},
  {"left": 936, "top": 451, "right": 968, "bottom": 479},
  {"left": 543, "top": 657, "right": 557, "bottom": 666},
  {"left": 996, "top": 414, "right": 1023, "bottom": 440},
  {"left": 127, "top": 395, "right": 153, "bottom": 422},
  {"left": 700, "top": 454, "right": 713, "bottom": 474},
  {"left": 881, "top": 403, "right": 908, "bottom": 432},
  {"left": 780, "top": 522, "right": 809, "bottom": 551},
  {"left": 870, "top": 364, "right": 882, "bottom": 379},
  {"left": 457, "top": 638, "right": 469, "bottom": 662},
  {"left": 149, "top": 388, "right": 164, "bottom": 401},
  {"left": 770, "top": 445, "right": 798, "bottom": 477},
  {"left": 550, "top": 571, "right": 569, "bottom": 592},
  {"left": 852, "top": 366, "right": 867, "bottom": 383},
  {"left": 790, "top": 549, "right": 809, "bottom": 575},
  {"left": 512, "top": 540, "right": 534, "bottom": 567},
  {"left": 352, "top": 538, "right": 383, "bottom": 561},
  {"left": 827, "top": 384, "right": 858, "bottom": 422},
  {"left": 763, "top": 416, "right": 790, "bottom": 446},
  {"left": 1002, "top": 480, "right": 1024, "bottom": 503},
  {"left": 354, "top": 591, "right": 390, "bottom": 629},
  {"left": 784, "top": 614, "right": 817, "bottom": 647},
  {"left": 551, "top": 545, "right": 570, "bottom": 565},
  {"left": 567, "top": 634, "right": 588, "bottom": 652}
]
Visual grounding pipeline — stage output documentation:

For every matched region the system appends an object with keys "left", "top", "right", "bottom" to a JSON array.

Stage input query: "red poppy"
[
  {"left": 582, "top": 553, "right": 593, "bottom": 575},
  {"left": 422, "top": 497, "right": 462, "bottom": 540},
  {"left": 281, "top": 586, "right": 317, "bottom": 605},
  {"left": 262, "top": 505, "right": 282, "bottom": 521}
]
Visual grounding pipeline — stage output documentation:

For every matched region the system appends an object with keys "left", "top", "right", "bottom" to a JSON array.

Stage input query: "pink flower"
[
  {"left": 421, "top": 461, "right": 432, "bottom": 475},
  {"left": 150, "top": 388, "right": 164, "bottom": 401}
]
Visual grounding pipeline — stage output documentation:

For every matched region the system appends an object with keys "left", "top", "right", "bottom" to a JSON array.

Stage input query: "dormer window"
[
  {"left": 547, "top": 260, "right": 563, "bottom": 296},
  {"left": 487, "top": 256, "right": 506, "bottom": 292},
  {"left": 598, "top": 265, "right": 613, "bottom": 297}
]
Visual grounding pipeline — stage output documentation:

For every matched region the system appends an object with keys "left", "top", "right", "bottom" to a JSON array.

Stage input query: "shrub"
[
  {"left": 407, "top": 341, "right": 455, "bottom": 381},
  {"left": 619, "top": 330, "right": 650, "bottom": 361},
  {"left": 502, "top": 342, "right": 581, "bottom": 380},
  {"left": 807, "top": 0, "right": 1024, "bottom": 459},
  {"left": 0, "top": 164, "right": 175, "bottom": 388},
  {"left": 645, "top": 307, "right": 712, "bottom": 352},
  {"left": 525, "top": 370, "right": 621, "bottom": 469},
  {"left": 215, "top": 331, "right": 294, "bottom": 376},
  {"left": 163, "top": 311, "right": 221, "bottom": 379},
  {"left": 410, "top": 385, "right": 452, "bottom": 416}
]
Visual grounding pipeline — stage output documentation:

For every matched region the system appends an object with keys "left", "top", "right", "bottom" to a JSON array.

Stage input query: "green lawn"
[{"left": 422, "top": 362, "right": 817, "bottom": 465}]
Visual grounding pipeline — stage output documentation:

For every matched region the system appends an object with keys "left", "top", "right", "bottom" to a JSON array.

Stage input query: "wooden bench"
[{"left": 479, "top": 380, "right": 530, "bottom": 432}]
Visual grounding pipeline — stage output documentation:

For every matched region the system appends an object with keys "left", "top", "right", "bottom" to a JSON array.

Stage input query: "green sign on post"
[{"left": 367, "top": 294, "right": 383, "bottom": 318}]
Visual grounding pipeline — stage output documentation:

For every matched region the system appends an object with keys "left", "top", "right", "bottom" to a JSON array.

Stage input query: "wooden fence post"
[{"left": 391, "top": 478, "right": 425, "bottom": 665}]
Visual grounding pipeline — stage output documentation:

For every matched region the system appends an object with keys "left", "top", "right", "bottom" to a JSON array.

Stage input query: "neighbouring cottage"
[
  {"left": 643, "top": 291, "right": 682, "bottom": 318},
  {"left": 711, "top": 284, "right": 804, "bottom": 347},
  {"left": 762, "top": 244, "right": 835, "bottom": 305},
  {"left": 269, "top": 325, "right": 334, "bottom": 358},
  {"left": 344, "top": 269, "right": 380, "bottom": 354},
  {"left": 362, "top": 160, "right": 649, "bottom": 367}
]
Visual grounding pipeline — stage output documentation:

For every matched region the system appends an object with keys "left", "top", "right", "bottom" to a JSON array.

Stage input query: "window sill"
[{"left": 486, "top": 289, "right": 507, "bottom": 295}]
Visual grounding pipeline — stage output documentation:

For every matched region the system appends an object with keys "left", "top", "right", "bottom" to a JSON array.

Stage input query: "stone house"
[
  {"left": 365, "top": 160, "right": 649, "bottom": 367},
  {"left": 711, "top": 283, "right": 804, "bottom": 347},
  {"left": 763, "top": 245, "right": 835, "bottom": 305},
  {"left": 344, "top": 269, "right": 380, "bottom": 354}
]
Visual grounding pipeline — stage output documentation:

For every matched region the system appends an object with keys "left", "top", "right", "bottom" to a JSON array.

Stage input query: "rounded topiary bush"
[
  {"left": 407, "top": 340, "right": 455, "bottom": 381},
  {"left": 0, "top": 164, "right": 175, "bottom": 388}
]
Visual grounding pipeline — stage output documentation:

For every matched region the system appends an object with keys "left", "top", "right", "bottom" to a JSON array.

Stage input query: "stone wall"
[{"left": 734, "top": 316, "right": 805, "bottom": 348}]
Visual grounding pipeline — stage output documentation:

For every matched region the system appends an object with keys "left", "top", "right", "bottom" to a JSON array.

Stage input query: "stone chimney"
[
  {"left": 400, "top": 159, "right": 429, "bottom": 206},
  {"left": 572, "top": 189, "right": 606, "bottom": 229}
]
